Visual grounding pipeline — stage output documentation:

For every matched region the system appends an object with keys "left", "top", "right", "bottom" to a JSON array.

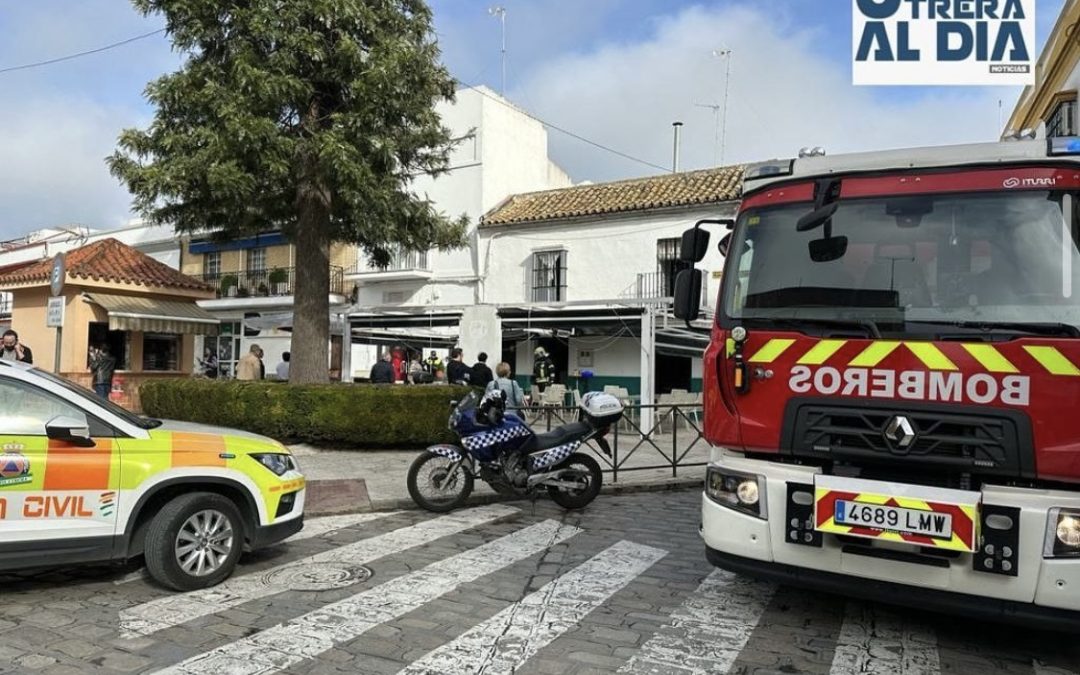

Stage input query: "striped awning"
[{"left": 83, "top": 293, "right": 219, "bottom": 336}]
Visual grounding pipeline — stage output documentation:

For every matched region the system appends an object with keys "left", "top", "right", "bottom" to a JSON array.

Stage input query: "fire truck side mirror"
[
  {"left": 679, "top": 228, "right": 711, "bottom": 263},
  {"left": 718, "top": 232, "right": 732, "bottom": 257},
  {"left": 673, "top": 269, "right": 703, "bottom": 321}
]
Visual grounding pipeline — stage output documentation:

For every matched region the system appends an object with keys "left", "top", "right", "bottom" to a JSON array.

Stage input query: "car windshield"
[
  {"left": 723, "top": 190, "right": 1080, "bottom": 336},
  {"left": 29, "top": 367, "right": 162, "bottom": 430}
]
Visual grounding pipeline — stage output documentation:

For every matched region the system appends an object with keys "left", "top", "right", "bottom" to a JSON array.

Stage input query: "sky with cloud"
[{"left": 0, "top": 0, "right": 1066, "bottom": 237}]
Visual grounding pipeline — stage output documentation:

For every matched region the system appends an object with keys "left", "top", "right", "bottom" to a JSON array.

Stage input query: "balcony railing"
[
  {"left": 620, "top": 271, "right": 709, "bottom": 305},
  {"left": 349, "top": 250, "right": 430, "bottom": 275},
  {"left": 203, "top": 266, "right": 345, "bottom": 298}
]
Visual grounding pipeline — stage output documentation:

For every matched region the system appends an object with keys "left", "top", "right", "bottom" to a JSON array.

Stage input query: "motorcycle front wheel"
[
  {"left": 546, "top": 452, "right": 602, "bottom": 510},
  {"left": 407, "top": 451, "right": 474, "bottom": 513}
]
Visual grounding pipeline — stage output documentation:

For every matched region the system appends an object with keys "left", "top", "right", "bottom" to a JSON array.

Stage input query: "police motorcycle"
[{"left": 406, "top": 390, "right": 624, "bottom": 512}]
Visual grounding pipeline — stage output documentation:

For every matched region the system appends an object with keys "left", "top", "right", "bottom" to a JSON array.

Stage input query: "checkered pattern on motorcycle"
[
  {"left": 529, "top": 441, "right": 582, "bottom": 471},
  {"left": 461, "top": 425, "right": 533, "bottom": 452}
]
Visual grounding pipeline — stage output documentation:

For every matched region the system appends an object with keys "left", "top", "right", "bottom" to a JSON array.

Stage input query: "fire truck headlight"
[
  {"left": 736, "top": 479, "right": 759, "bottom": 506},
  {"left": 1045, "top": 509, "right": 1080, "bottom": 558},
  {"left": 706, "top": 466, "right": 767, "bottom": 519}
]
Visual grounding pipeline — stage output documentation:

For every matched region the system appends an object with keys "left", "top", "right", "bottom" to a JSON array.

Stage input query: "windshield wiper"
[
  {"left": 751, "top": 317, "right": 883, "bottom": 339},
  {"left": 140, "top": 417, "right": 164, "bottom": 429},
  {"left": 907, "top": 320, "right": 1080, "bottom": 338}
]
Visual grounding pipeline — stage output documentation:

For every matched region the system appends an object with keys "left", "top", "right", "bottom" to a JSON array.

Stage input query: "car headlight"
[
  {"left": 1046, "top": 508, "right": 1080, "bottom": 558},
  {"left": 251, "top": 453, "right": 296, "bottom": 477},
  {"left": 705, "top": 466, "right": 767, "bottom": 519}
]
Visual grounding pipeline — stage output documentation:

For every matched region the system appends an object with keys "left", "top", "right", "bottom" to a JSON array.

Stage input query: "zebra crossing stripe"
[
  {"left": 617, "top": 568, "right": 776, "bottom": 674},
  {"left": 112, "top": 512, "right": 397, "bottom": 586},
  {"left": 120, "top": 504, "right": 518, "bottom": 639},
  {"left": 398, "top": 540, "right": 667, "bottom": 675},
  {"left": 150, "top": 519, "right": 581, "bottom": 675},
  {"left": 830, "top": 602, "right": 941, "bottom": 675}
]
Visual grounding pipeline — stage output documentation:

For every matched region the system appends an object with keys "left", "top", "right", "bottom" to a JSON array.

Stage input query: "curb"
[{"left": 306, "top": 476, "right": 702, "bottom": 516}]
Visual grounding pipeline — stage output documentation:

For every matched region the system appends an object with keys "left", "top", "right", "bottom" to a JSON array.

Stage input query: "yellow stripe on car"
[
  {"left": 962, "top": 344, "right": 1019, "bottom": 373},
  {"left": 748, "top": 338, "right": 795, "bottom": 363},
  {"left": 1024, "top": 346, "right": 1080, "bottom": 376}
]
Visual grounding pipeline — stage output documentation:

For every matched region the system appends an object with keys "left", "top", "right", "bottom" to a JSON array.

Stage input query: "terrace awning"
[{"left": 83, "top": 293, "right": 220, "bottom": 335}]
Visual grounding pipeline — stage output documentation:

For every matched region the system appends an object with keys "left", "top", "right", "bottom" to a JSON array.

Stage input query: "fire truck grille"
[{"left": 782, "top": 400, "right": 1034, "bottom": 478}]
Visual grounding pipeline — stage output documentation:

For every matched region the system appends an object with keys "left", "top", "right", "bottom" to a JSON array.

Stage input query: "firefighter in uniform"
[{"left": 532, "top": 346, "right": 555, "bottom": 393}]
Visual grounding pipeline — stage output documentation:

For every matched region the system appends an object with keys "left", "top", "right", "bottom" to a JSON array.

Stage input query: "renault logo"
[{"left": 884, "top": 415, "right": 916, "bottom": 449}]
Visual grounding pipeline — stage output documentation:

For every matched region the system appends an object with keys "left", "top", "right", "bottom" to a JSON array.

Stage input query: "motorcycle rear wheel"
[
  {"left": 407, "top": 451, "right": 474, "bottom": 513},
  {"left": 546, "top": 452, "right": 602, "bottom": 510}
]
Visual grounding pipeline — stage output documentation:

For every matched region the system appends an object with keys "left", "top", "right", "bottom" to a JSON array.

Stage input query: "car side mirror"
[
  {"left": 673, "top": 269, "right": 703, "bottom": 321},
  {"left": 45, "top": 415, "right": 94, "bottom": 447}
]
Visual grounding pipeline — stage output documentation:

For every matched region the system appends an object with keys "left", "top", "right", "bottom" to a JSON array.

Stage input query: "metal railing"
[
  {"left": 351, "top": 250, "right": 430, "bottom": 274},
  {"left": 620, "top": 271, "right": 709, "bottom": 304},
  {"left": 203, "top": 266, "right": 345, "bottom": 298},
  {"left": 510, "top": 403, "right": 707, "bottom": 482}
]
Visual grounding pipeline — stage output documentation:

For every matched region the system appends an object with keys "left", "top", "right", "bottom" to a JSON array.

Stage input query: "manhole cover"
[{"left": 262, "top": 563, "right": 372, "bottom": 591}]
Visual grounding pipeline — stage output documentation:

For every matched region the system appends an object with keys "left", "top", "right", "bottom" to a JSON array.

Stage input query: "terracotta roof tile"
[
  {"left": 482, "top": 165, "right": 744, "bottom": 227},
  {"left": 0, "top": 238, "right": 212, "bottom": 292}
]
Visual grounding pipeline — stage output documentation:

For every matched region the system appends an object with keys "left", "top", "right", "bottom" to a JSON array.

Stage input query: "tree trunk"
[{"left": 290, "top": 183, "right": 332, "bottom": 384}]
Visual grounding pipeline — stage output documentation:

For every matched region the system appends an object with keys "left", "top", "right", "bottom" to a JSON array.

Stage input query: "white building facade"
[{"left": 473, "top": 167, "right": 740, "bottom": 402}]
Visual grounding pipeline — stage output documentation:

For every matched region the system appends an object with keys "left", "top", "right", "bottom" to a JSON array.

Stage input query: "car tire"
[{"left": 144, "top": 492, "right": 245, "bottom": 591}]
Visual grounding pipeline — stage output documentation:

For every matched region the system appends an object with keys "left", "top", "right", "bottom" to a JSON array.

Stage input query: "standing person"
[
  {"left": 532, "top": 346, "right": 555, "bottom": 393},
  {"left": 424, "top": 349, "right": 444, "bottom": 374},
  {"left": 88, "top": 344, "right": 116, "bottom": 399},
  {"left": 237, "top": 344, "right": 264, "bottom": 380},
  {"left": 471, "top": 352, "right": 494, "bottom": 389},
  {"left": 1, "top": 330, "right": 32, "bottom": 364},
  {"left": 486, "top": 362, "right": 525, "bottom": 409},
  {"left": 198, "top": 347, "right": 219, "bottom": 378},
  {"left": 370, "top": 351, "right": 395, "bottom": 383},
  {"left": 276, "top": 351, "right": 290, "bottom": 380},
  {"left": 446, "top": 347, "right": 471, "bottom": 385},
  {"left": 408, "top": 355, "right": 424, "bottom": 383}
]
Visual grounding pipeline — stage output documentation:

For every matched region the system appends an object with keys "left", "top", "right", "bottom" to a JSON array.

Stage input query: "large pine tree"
[{"left": 110, "top": 0, "right": 467, "bottom": 383}]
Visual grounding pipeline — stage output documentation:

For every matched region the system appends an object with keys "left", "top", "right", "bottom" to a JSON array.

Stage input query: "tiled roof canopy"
[
  {"left": 0, "top": 238, "right": 211, "bottom": 292},
  {"left": 482, "top": 165, "right": 744, "bottom": 227}
]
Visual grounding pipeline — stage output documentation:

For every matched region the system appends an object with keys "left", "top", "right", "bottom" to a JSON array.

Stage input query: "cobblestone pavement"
[{"left": 0, "top": 489, "right": 1076, "bottom": 675}]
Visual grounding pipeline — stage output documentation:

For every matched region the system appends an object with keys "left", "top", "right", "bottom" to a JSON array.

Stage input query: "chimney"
[{"left": 671, "top": 121, "right": 684, "bottom": 173}]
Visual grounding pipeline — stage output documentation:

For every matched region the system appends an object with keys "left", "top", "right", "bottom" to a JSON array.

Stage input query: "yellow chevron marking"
[
  {"left": 905, "top": 342, "right": 958, "bottom": 371},
  {"left": 748, "top": 338, "right": 795, "bottom": 363},
  {"left": 1024, "top": 346, "right": 1080, "bottom": 376},
  {"left": 797, "top": 340, "right": 847, "bottom": 365},
  {"left": 962, "top": 343, "right": 1019, "bottom": 373},
  {"left": 848, "top": 341, "right": 902, "bottom": 367}
]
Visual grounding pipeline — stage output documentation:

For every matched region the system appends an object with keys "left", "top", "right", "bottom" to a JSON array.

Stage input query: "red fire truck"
[{"left": 674, "top": 138, "right": 1080, "bottom": 629}]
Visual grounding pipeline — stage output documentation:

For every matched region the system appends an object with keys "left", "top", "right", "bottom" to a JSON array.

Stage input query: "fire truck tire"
[
  {"left": 144, "top": 492, "right": 245, "bottom": 591},
  {"left": 547, "top": 453, "right": 602, "bottom": 510}
]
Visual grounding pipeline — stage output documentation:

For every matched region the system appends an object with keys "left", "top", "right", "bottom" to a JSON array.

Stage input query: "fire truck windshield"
[{"left": 723, "top": 190, "right": 1080, "bottom": 337}]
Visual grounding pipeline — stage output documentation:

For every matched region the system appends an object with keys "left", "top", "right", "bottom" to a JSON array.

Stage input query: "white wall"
[
  {"left": 568, "top": 337, "right": 640, "bottom": 377},
  {"left": 480, "top": 203, "right": 735, "bottom": 306},
  {"left": 352, "top": 86, "right": 574, "bottom": 311}
]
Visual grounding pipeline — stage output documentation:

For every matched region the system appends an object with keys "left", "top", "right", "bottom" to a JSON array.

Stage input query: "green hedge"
[{"left": 140, "top": 380, "right": 474, "bottom": 448}]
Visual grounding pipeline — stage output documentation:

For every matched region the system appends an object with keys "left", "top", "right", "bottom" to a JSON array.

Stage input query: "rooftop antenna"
[
  {"left": 488, "top": 6, "right": 507, "bottom": 95},
  {"left": 711, "top": 48, "right": 733, "bottom": 165},
  {"left": 694, "top": 102, "right": 722, "bottom": 166}
]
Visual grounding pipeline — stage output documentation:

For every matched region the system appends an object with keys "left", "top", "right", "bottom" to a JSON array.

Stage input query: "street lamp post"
[{"left": 488, "top": 6, "right": 507, "bottom": 95}]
